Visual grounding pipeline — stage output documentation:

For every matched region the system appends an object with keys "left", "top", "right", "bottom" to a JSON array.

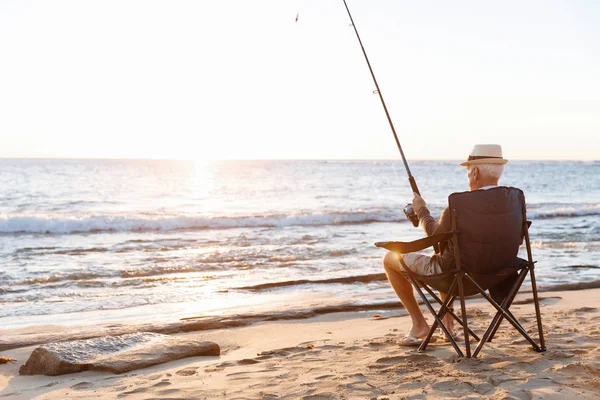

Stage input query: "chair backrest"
[{"left": 448, "top": 187, "right": 525, "bottom": 274}]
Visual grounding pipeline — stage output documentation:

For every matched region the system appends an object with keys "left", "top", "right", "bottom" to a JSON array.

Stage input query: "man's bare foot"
[
  {"left": 441, "top": 316, "right": 458, "bottom": 338},
  {"left": 408, "top": 325, "right": 431, "bottom": 340}
]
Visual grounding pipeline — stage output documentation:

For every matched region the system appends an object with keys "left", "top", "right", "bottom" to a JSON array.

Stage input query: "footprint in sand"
[
  {"left": 255, "top": 354, "right": 275, "bottom": 361},
  {"left": 226, "top": 369, "right": 279, "bottom": 377},
  {"left": 319, "top": 345, "right": 344, "bottom": 351},
  {"left": 430, "top": 380, "right": 479, "bottom": 392},
  {"left": 215, "top": 361, "right": 235, "bottom": 368},
  {"left": 39, "top": 381, "right": 59, "bottom": 388},
  {"left": 375, "top": 353, "right": 437, "bottom": 364},
  {"left": 366, "top": 341, "right": 389, "bottom": 347},
  {"left": 156, "top": 388, "right": 180, "bottom": 396},
  {"left": 259, "top": 393, "right": 279, "bottom": 399},
  {"left": 557, "top": 362, "right": 600, "bottom": 376},
  {"left": 545, "top": 350, "right": 575, "bottom": 360},
  {"left": 259, "top": 346, "right": 307, "bottom": 357},
  {"left": 118, "top": 386, "right": 148, "bottom": 397},
  {"left": 175, "top": 367, "right": 198, "bottom": 376},
  {"left": 237, "top": 358, "right": 260, "bottom": 365},
  {"left": 152, "top": 380, "right": 172, "bottom": 388},
  {"left": 573, "top": 307, "right": 598, "bottom": 313},
  {"left": 487, "top": 376, "right": 528, "bottom": 387},
  {"left": 571, "top": 348, "right": 594, "bottom": 355},
  {"left": 302, "top": 392, "right": 339, "bottom": 400},
  {"left": 315, "top": 374, "right": 336, "bottom": 380},
  {"left": 298, "top": 339, "right": 331, "bottom": 345},
  {"left": 71, "top": 382, "right": 93, "bottom": 391},
  {"left": 346, "top": 373, "right": 368, "bottom": 382}
]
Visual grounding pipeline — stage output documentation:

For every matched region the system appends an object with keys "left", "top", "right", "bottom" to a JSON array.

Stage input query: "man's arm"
[
  {"left": 412, "top": 193, "right": 452, "bottom": 237},
  {"left": 417, "top": 206, "right": 451, "bottom": 237}
]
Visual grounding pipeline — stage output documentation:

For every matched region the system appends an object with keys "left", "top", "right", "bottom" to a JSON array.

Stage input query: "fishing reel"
[{"left": 403, "top": 203, "right": 419, "bottom": 227}]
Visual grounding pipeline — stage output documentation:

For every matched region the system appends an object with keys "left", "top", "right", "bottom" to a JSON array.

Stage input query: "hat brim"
[{"left": 459, "top": 158, "right": 509, "bottom": 167}]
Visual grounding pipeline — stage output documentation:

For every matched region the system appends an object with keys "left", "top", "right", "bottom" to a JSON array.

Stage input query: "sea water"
[{"left": 1, "top": 159, "right": 598, "bottom": 330}]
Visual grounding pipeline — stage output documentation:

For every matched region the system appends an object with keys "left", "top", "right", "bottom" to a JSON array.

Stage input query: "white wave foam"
[
  {"left": 531, "top": 241, "right": 581, "bottom": 249},
  {"left": 0, "top": 210, "right": 404, "bottom": 234},
  {"left": 3, "top": 203, "right": 597, "bottom": 234},
  {"left": 527, "top": 204, "right": 600, "bottom": 219}
]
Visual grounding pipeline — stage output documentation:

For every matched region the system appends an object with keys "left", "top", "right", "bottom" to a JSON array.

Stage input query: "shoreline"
[
  {"left": 2, "top": 279, "right": 600, "bottom": 353},
  {"left": 1, "top": 287, "right": 600, "bottom": 399}
]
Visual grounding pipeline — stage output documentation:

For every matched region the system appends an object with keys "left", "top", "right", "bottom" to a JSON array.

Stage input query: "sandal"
[{"left": 399, "top": 333, "right": 438, "bottom": 347}]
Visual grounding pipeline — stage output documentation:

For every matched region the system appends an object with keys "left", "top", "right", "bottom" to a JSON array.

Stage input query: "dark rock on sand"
[{"left": 19, "top": 332, "right": 219, "bottom": 376}]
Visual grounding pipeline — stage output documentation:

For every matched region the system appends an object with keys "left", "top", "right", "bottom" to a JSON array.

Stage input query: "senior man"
[{"left": 383, "top": 144, "right": 509, "bottom": 346}]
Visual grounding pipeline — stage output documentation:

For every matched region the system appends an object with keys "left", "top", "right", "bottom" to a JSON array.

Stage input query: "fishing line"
[{"left": 341, "top": 0, "right": 421, "bottom": 227}]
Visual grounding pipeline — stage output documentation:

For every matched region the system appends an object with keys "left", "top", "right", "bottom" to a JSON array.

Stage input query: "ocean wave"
[
  {"left": 0, "top": 210, "right": 405, "bottom": 235},
  {"left": 119, "top": 265, "right": 214, "bottom": 278},
  {"left": 11, "top": 266, "right": 219, "bottom": 286},
  {"left": 235, "top": 273, "right": 387, "bottom": 291},
  {"left": 17, "top": 272, "right": 108, "bottom": 285},
  {"left": 8, "top": 274, "right": 208, "bottom": 292},
  {"left": 2, "top": 203, "right": 597, "bottom": 235},
  {"left": 530, "top": 241, "right": 596, "bottom": 250},
  {"left": 9, "top": 246, "right": 362, "bottom": 288},
  {"left": 527, "top": 204, "right": 600, "bottom": 219},
  {"left": 556, "top": 265, "right": 600, "bottom": 270}
]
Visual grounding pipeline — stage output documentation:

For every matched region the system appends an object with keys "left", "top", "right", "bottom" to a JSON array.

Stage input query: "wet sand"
[{"left": 1, "top": 288, "right": 600, "bottom": 399}]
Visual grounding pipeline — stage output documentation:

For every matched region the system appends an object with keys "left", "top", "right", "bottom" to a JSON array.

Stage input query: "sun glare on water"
[{"left": 188, "top": 160, "right": 217, "bottom": 201}]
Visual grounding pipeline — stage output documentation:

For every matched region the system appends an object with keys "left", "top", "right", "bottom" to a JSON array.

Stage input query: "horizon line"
[{"left": 0, "top": 157, "right": 598, "bottom": 162}]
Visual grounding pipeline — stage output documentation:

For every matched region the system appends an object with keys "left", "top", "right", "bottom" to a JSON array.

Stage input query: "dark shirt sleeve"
[{"left": 416, "top": 206, "right": 451, "bottom": 237}]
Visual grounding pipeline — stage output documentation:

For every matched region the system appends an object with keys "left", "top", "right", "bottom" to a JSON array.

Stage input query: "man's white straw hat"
[{"left": 460, "top": 144, "right": 509, "bottom": 166}]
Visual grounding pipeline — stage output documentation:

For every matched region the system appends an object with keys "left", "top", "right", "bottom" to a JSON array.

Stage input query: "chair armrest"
[{"left": 375, "top": 232, "right": 455, "bottom": 254}]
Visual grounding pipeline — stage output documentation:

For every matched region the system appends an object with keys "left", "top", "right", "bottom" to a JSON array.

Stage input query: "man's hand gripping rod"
[{"left": 341, "top": 0, "right": 419, "bottom": 227}]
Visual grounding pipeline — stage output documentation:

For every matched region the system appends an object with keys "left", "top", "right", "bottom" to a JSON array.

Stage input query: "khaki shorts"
[{"left": 390, "top": 252, "right": 443, "bottom": 276}]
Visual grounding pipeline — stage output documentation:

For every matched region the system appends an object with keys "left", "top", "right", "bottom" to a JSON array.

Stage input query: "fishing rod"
[{"left": 341, "top": 0, "right": 420, "bottom": 227}]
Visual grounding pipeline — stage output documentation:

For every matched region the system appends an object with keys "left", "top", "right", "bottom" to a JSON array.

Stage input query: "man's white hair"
[{"left": 467, "top": 164, "right": 504, "bottom": 180}]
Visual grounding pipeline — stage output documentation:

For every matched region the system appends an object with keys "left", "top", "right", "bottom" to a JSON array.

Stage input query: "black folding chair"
[{"left": 376, "top": 187, "right": 546, "bottom": 358}]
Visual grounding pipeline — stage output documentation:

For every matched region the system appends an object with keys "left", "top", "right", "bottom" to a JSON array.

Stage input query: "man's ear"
[{"left": 472, "top": 167, "right": 479, "bottom": 180}]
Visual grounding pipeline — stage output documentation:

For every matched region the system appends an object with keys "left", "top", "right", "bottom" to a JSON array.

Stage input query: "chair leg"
[
  {"left": 419, "top": 279, "right": 460, "bottom": 350},
  {"left": 465, "top": 274, "right": 542, "bottom": 358},
  {"left": 420, "top": 284, "right": 480, "bottom": 342},
  {"left": 457, "top": 272, "right": 471, "bottom": 358},
  {"left": 528, "top": 267, "right": 547, "bottom": 351},
  {"left": 486, "top": 308, "right": 528, "bottom": 346},
  {"left": 524, "top": 214, "right": 546, "bottom": 352},
  {"left": 410, "top": 278, "right": 456, "bottom": 352},
  {"left": 406, "top": 276, "right": 459, "bottom": 338},
  {"left": 487, "top": 268, "right": 529, "bottom": 342},
  {"left": 487, "top": 267, "right": 546, "bottom": 352},
  {"left": 474, "top": 312, "right": 503, "bottom": 358},
  {"left": 408, "top": 277, "right": 464, "bottom": 358},
  {"left": 474, "top": 305, "right": 540, "bottom": 357},
  {"left": 425, "top": 294, "right": 457, "bottom": 349}
]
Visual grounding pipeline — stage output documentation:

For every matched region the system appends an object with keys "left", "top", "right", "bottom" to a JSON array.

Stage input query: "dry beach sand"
[{"left": 1, "top": 288, "right": 600, "bottom": 399}]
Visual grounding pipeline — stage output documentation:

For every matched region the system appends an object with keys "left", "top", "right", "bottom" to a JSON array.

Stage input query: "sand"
[{"left": 1, "top": 288, "right": 600, "bottom": 399}]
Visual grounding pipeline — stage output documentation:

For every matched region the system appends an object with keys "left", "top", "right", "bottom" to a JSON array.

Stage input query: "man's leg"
[
  {"left": 383, "top": 251, "right": 430, "bottom": 338},
  {"left": 439, "top": 292, "right": 457, "bottom": 337}
]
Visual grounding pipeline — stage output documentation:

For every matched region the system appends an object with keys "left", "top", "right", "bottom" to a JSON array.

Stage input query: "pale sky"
[{"left": 1, "top": 0, "right": 599, "bottom": 160}]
